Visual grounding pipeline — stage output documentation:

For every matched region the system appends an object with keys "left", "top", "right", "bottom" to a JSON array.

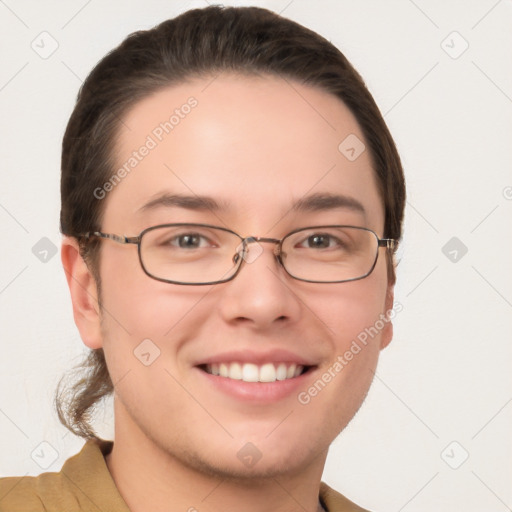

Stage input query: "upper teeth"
[{"left": 205, "top": 362, "right": 304, "bottom": 383}]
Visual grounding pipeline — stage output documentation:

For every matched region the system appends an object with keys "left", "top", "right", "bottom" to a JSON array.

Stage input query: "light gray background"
[{"left": 1, "top": 1, "right": 511, "bottom": 510}]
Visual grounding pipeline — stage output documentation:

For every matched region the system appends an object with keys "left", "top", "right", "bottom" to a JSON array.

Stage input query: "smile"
[{"left": 201, "top": 362, "right": 309, "bottom": 383}]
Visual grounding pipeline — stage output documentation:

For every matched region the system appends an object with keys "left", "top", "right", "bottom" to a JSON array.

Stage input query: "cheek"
[
  {"left": 98, "top": 243, "right": 193, "bottom": 336},
  {"left": 99, "top": 277, "right": 207, "bottom": 353},
  {"left": 301, "top": 277, "right": 388, "bottom": 429},
  {"left": 96, "top": 248, "right": 191, "bottom": 379},
  {"left": 311, "top": 266, "right": 389, "bottom": 390},
  {"left": 97, "top": 278, "right": 204, "bottom": 425},
  {"left": 313, "top": 261, "right": 389, "bottom": 346}
]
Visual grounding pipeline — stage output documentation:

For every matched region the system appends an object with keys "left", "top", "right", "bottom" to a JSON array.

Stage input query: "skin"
[{"left": 62, "top": 73, "right": 394, "bottom": 512}]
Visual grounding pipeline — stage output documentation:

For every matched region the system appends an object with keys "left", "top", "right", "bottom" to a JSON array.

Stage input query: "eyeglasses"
[{"left": 80, "top": 223, "right": 397, "bottom": 285}]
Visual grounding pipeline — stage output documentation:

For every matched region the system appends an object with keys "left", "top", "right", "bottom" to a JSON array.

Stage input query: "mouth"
[
  {"left": 193, "top": 349, "right": 319, "bottom": 402},
  {"left": 197, "top": 362, "right": 314, "bottom": 383}
]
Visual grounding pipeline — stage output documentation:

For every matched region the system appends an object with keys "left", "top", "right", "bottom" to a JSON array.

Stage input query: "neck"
[{"left": 105, "top": 400, "right": 327, "bottom": 512}]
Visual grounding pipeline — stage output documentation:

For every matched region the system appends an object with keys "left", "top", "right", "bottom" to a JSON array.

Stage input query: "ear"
[
  {"left": 61, "top": 236, "right": 103, "bottom": 349},
  {"left": 379, "top": 282, "right": 395, "bottom": 350}
]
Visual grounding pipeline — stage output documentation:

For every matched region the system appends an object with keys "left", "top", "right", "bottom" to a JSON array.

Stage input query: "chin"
[{"left": 179, "top": 445, "right": 319, "bottom": 482}]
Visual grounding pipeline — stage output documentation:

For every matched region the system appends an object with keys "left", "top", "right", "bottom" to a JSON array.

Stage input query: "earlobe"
[
  {"left": 380, "top": 284, "right": 395, "bottom": 350},
  {"left": 61, "top": 236, "right": 103, "bottom": 349}
]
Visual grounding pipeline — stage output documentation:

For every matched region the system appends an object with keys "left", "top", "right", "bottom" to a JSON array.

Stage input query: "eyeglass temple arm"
[
  {"left": 84, "top": 232, "right": 140, "bottom": 244},
  {"left": 378, "top": 238, "right": 397, "bottom": 250}
]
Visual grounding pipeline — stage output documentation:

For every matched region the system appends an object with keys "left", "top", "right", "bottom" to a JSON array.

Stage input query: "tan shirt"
[{"left": 0, "top": 440, "right": 371, "bottom": 511}]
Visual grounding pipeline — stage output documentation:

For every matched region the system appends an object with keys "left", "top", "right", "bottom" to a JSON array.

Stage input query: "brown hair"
[{"left": 57, "top": 5, "right": 406, "bottom": 439}]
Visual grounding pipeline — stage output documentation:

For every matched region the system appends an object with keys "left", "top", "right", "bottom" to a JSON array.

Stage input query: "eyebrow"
[{"left": 137, "top": 191, "right": 366, "bottom": 216}]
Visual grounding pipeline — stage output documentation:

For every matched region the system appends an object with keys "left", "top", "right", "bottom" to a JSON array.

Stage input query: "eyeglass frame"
[{"left": 78, "top": 223, "right": 397, "bottom": 285}]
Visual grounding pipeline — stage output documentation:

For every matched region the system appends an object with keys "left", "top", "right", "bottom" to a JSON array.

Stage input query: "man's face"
[{"left": 92, "top": 73, "right": 393, "bottom": 478}]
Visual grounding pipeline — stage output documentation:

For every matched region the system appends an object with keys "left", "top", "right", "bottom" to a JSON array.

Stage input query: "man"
[{"left": 0, "top": 6, "right": 405, "bottom": 511}]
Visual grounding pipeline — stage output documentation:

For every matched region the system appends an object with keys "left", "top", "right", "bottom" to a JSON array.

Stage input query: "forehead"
[{"left": 103, "top": 73, "right": 384, "bottom": 233}]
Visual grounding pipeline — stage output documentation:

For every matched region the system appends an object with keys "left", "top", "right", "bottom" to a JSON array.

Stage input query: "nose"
[{"left": 218, "top": 236, "right": 301, "bottom": 329}]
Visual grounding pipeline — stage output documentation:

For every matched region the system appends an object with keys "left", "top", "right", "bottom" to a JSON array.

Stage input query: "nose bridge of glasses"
[
  {"left": 231, "top": 236, "right": 276, "bottom": 266},
  {"left": 242, "top": 236, "right": 282, "bottom": 256},
  {"left": 231, "top": 236, "right": 282, "bottom": 267}
]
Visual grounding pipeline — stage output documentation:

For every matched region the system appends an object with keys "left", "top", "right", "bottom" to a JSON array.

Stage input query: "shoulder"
[
  {"left": 0, "top": 438, "right": 125, "bottom": 512},
  {"left": 0, "top": 471, "right": 72, "bottom": 512},
  {"left": 320, "top": 481, "right": 374, "bottom": 512}
]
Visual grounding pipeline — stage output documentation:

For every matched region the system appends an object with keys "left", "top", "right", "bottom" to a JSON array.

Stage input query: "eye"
[
  {"left": 297, "top": 233, "right": 344, "bottom": 250},
  {"left": 163, "top": 232, "right": 213, "bottom": 249}
]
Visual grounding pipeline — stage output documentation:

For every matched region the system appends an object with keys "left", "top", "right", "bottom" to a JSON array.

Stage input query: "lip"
[
  {"left": 194, "top": 348, "right": 317, "bottom": 366},
  {"left": 194, "top": 365, "right": 317, "bottom": 403}
]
